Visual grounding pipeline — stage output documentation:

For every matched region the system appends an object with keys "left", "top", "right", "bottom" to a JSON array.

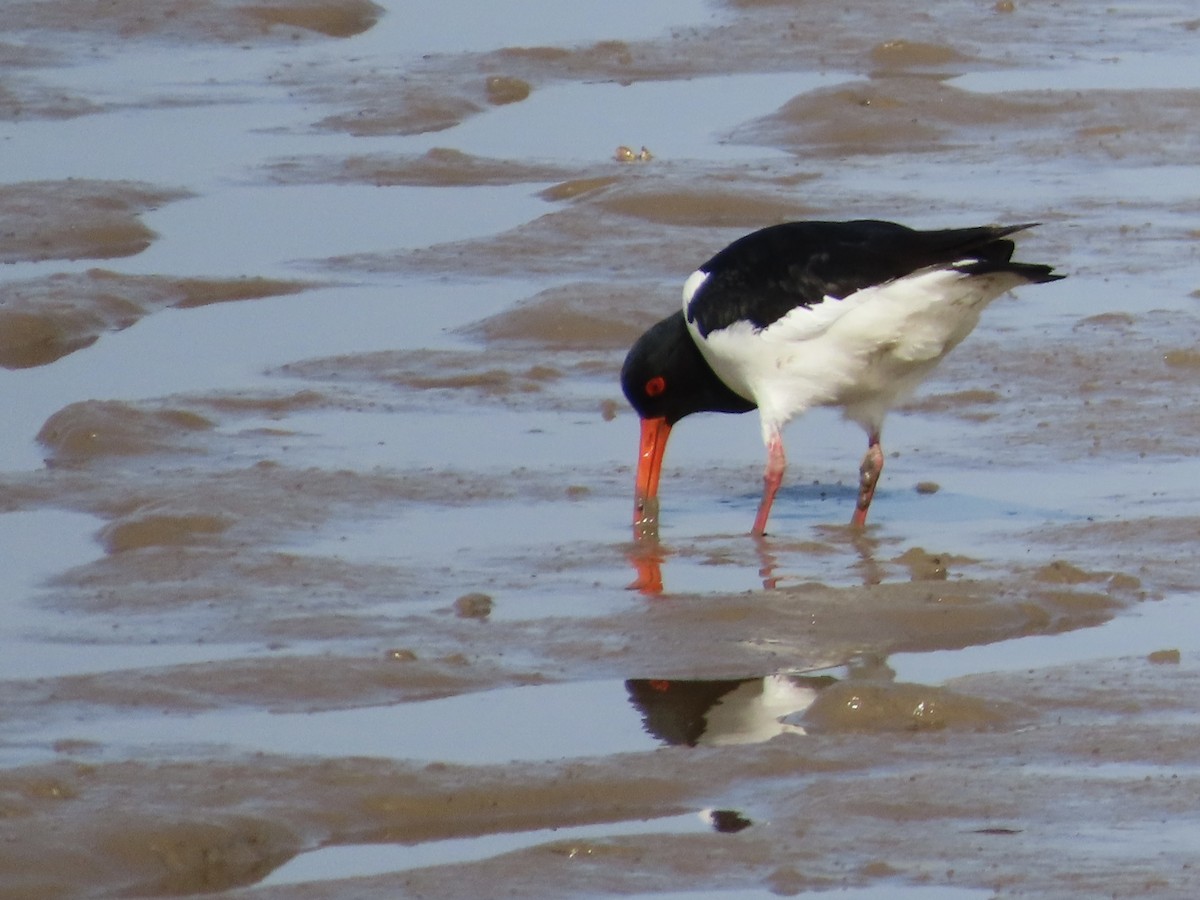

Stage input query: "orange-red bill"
[{"left": 633, "top": 416, "right": 671, "bottom": 539}]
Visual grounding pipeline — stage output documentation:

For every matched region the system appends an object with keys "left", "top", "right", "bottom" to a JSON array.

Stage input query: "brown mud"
[
  {"left": 0, "top": 181, "right": 187, "bottom": 265},
  {"left": 0, "top": 267, "right": 310, "bottom": 369},
  {"left": 3, "top": 0, "right": 1200, "bottom": 898}
]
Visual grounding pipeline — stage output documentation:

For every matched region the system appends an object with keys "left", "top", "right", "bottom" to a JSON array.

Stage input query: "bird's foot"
[{"left": 851, "top": 439, "right": 885, "bottom": 528}]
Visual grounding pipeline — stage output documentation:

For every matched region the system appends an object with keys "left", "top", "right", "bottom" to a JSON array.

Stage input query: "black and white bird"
[{"left": 621, "top": 219, "right": 1063, "bottom": 538}]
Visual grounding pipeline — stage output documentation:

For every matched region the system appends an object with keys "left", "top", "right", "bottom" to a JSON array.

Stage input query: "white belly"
[{"left": 687, "top": 267, "right": 1022, "bottom": 436}]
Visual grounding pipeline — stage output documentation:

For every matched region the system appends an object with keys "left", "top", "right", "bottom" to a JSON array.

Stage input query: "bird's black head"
[{"left": 621, "top": 311, "right": 756, "bottom": 424}]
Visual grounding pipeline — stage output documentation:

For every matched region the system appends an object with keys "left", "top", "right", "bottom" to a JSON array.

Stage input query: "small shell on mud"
[
  {"left": 895, "top": 547, "right": 948, "bottom": 581},
  {"left": 485, "top": 75, "right": 531, "bottom": 105},
  {"left": 614, "top": 145, "right": 653, "bottom": 162},
  {"left": 454, "top": 592, "right": 494, "bottom": 619},
  {"left": 1148, "top": 648, "right": 1181, "bottom": 665},
  {"left": 1163, "top": 348, "right": 1200, "bottom": 369}
]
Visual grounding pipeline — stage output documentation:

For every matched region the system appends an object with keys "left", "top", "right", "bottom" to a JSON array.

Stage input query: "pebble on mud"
[
  {"left": 485, "top": 75, "right": 531, "bottom": 105},
  {"left": 896, "top": 547, "right": 948, "bottom": 581},
  {"left": 539, "top": 176, "right": 620, "bottom": 202},
  {"left": 915, "top": 480, "right": 940, "bottom": 494},
  {"left": 868, "top": 39, "right": 965, "bottom": 69},
  {"left": 708, "top": 809, "right": 753, "bottom": 833},
  {"left": 1163, "top": 348, "right": 1200, "bottom": 369},
  {"left": 244, "top": 0, "right": 385, "bottom": 38},
  {"left": 1075, "top": 312, "right": 1135, "bottom": 330},
  {"left": 1034, "top": 560, "right": 1102, "bottom": 585},
  {"left": 37, "top": 400, "right": 213, "bottom": 463},
  {"left": 100, "top": 513, "right": 230, "bottom": 553},
  {"left": 614, "top": 145, "right": 654, "bottom": 162},
  {"left": 1147, "top": 648, "right": 1181, "bottom": 665},
  {"left": 453, "top": 592, "right": 494, "bottom": 619},
  {"left": 386, "top": 648, "right": 418, "bottom": 662},
  {"left": 1106, "top": 572, "right": 1142, "bottom": 592},
  {"left": 0, "top": 180, "right": 188, "bottom": 266}
]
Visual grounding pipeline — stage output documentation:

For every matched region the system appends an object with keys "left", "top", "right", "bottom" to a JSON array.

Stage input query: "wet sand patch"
[
  {"left": 800, "top": 680, "right": 1023, "bottom": 733},
  {"left": 592, "top": 186, "right": 810, "bottom": 228},
  {"left": 868, "top": 39, "right": 972, "bottom": 74},
  {"left": 0, "top": 180, "right": 188, "bottom": 265},
  {"left": 733, "top": 77, "right": 1053, "bottom": 155},
  {"left": 4, "top": 0, "right": 1200, "bottom": 897},
  {"left": 0, "top": 755, "right": 703, "bottom": 897},
  {"left": 326, "top": 167, "right": 826, "bottom": 280},
  {"left": 461, "top": 282, "right": 668, "bottom": 350},
  {"left": 99, "top": 511, "right": 233, "bottom": 553},
  {"left": 0, "top": 77, "right": 100, "bottom": 121},
  {"left": 736, "top": 77, "right": 1200, "bottom": 164},
  {"left": 274, "top": 348, "right": 589, "bottom": 410},
  {"left": 267, "top": 148, "right": 583, "bottom": 188},
  {"left": 316, "top": 86, "right": 484, "bottom": 137},
  {"left": 0, "top": 270, "right": 311, "bottom": 369},
  {"left": 37, "top": 401, "right": 215, "bottom": 464},
  {"left": 4, "top": 0, "right": 382, "bottom": 42},
  {"left": 907, "top": 309, "right": 1200, "bottom": 463},
  {"left": 7, "top": 650, "right": 1200, "bottom": 899},
  {"left": 8, "top": 653, "right": 535, "bottom": 722},
  {"left": 242, "top": 0, "right": 383, "bottom": 38},
  {"left": 275, "top": 10, "right": 942, "bottom": 141},
  {"left": 1024, "top": 516, "right": 1200, "bottom": 597},
  {"left": 594, "top": 576, "right": 1130, "bottom": 677}
]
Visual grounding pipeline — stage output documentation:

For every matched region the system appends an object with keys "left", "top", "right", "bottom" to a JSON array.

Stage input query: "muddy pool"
[{"left": 3, "top": 0, "right": 1200, "bottom": 897}]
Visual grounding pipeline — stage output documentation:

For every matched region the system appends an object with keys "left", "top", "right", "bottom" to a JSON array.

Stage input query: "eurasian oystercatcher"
[{"left": 621, "top": 219, "right": 1063, "bottom": 538}]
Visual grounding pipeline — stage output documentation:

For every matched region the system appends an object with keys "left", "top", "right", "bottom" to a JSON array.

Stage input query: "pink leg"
[
  {"left": 851, "top": 431, "right": 884, "bottom": 528},
  {"left": 752, "top": 430, "right": 786, "bottom": 537}
]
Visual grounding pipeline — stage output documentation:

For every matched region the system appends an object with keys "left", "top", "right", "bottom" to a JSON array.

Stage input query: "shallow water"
[
  {"left": 26, "top": 678, "right": 658, "bottom": 766},
  {"left": 258, "top": 811, "right": 719, "bottom": 887},
  {"left": 950, "top": 50, "right": 1200, "bottom": 93},
  {"left": 4, "top": 1, "right": 1200, "bottom": 898}
]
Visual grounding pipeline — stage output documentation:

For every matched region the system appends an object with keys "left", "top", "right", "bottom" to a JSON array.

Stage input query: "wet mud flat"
[{"left": 3, "top": 0, "right": 1200, "bottom": 897}]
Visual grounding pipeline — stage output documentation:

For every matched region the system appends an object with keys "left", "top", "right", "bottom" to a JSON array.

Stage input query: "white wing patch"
[
  {"left": 755, "top": 291, "right": 865, "bottom": 343},
  {"left": 681, "top": 268, "right": 710, "bottom": 312},
  {"left": 758, "top": 265, "right": 1010, "bottom": 362}
]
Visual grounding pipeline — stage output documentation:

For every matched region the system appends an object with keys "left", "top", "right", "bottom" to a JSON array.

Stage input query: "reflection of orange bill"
[{"left": 626, "top": 543, "right": 664, "bottom": 596}]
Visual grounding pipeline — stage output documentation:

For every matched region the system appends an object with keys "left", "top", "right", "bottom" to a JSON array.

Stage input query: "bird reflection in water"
[{"left": 625, "top": 673, "right": 839, "bottom": 747}]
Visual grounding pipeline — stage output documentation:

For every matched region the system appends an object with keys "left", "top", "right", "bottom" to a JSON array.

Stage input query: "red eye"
[{"left": 645, "top": 376, "right": 666, "bottom": 397}]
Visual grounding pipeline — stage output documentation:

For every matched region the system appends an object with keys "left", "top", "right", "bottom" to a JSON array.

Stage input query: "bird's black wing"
[{"left": 685, "top": 220, "right": 1041, "bottom": 337}]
